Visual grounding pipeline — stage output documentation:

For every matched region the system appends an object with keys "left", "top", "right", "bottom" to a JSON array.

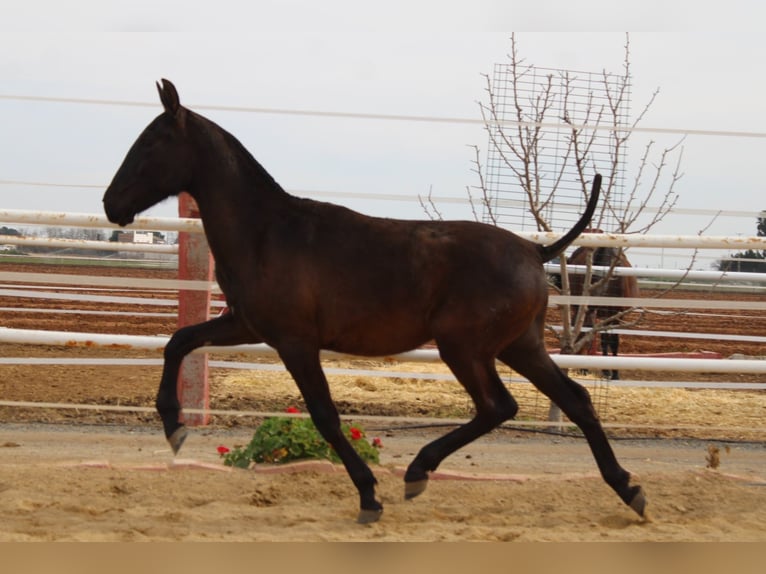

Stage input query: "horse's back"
[{"left": 288, "top": 197, "right": 543, "bottom": 278}]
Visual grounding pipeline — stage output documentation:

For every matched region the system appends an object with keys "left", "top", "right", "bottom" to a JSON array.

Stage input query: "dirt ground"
[
  {"left": 0, "top": 261, "right": 765, "bottom": 541},
  {"left": 1, "top": 423, "right": 766, "bottom": 541}
]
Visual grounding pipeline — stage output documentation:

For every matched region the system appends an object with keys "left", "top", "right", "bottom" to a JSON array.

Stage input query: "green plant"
[{"left": 220, "top": 415, "right": 380, "bottom": 469}]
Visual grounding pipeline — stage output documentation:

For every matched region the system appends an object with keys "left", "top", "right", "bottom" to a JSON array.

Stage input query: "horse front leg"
[
  {"left": 610, "top": 333, "right": 620, "bottom": 379},
  {"left": 157, "top": 312, "right": 256, "bottom": 453},
  {"left": 277, "top": 343, "right": 382, "bottom": 524}
]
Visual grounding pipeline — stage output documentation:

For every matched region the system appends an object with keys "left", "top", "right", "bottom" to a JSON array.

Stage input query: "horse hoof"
[
  {"left": 628, "top": 486, "right": 647, "bottom": 518},
  {"left": 357, "top": 508, "right": 383, "bottom": 524},
  {"left": 404, "top": 478, "right": 429, "bottom": 500},
  {"left": 168, "top": 426, "right": 188, "bottom": 455}
]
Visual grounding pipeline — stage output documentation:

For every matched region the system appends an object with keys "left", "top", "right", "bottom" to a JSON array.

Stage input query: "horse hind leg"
[
  {"left": 498, "top": 344, "right": 646, "bottom": 518},
  {"left": 404, "top": 344, "right": 518, "bottom": 501}
]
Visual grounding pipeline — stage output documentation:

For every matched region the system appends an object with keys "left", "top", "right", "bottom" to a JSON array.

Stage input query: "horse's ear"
[{"left": 156, "top": 78, "right": 181, "bottom": 116}]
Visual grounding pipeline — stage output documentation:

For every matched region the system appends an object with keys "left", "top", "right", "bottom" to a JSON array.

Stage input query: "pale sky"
[{"left": 1, "top": 1, "right": 764, "bottom": 269}]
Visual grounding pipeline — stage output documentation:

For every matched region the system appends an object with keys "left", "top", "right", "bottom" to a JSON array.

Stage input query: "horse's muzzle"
[
  {"left": 103, "top": 200, "right": 135, "bottom": 227},
  {"left": 103, "top": 192, "right": 136, "bottom": 227}
]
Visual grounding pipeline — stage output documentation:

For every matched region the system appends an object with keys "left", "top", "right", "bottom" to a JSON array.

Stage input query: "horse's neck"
[
  {"left": 190, "top": 119, "right": 291, "bottom": 220},
  {"left": 187, "top": 118, "right": 292, "bottom": 262},
  {"left": 593, "top": 248, "right": 616, "bottom": 267}
]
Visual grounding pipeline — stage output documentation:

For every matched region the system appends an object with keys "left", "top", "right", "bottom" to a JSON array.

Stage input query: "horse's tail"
[{"left": 538, "top": 174, "right": 601, "bottom": 263}]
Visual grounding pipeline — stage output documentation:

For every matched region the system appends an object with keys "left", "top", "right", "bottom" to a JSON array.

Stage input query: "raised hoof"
[
  {"left": 404, "top": 478, "right": 429, "bottom": 500},
  {"left": 168, "top": 425, "right": 188, "bottom": 455},
  {"left": 357, "top": 508, "right": 383, "bottom": 524},
  {"left": 628, "top": 486, "right": 647, "bottom": 518}
]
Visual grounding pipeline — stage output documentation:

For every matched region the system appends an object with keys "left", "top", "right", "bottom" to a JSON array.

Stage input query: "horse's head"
[{"left": 103, "top": 79, "right": 194, "bottom": 226}]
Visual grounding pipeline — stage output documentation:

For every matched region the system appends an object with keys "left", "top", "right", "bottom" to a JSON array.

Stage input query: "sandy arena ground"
[
  {"left": 0, "top": 262, "right": 764, "bottom": 540},
  {"left": 1, "top": 423, "right": 766, "bottom": 541}
]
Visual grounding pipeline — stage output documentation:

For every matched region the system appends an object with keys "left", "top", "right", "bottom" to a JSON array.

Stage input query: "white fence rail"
[
  {"left": 0, "top": 327, "right": 764, "bottom": 376},
  {"left": 0, "top": 270, "right": 215, "bottom": 292},
  {"left": 2, "top": 208, "right": 766, "bottom": 250},
  {"left": 0, "top": 209, "right": 201, "bottom": 233},
  {"left": 545, "top": 263, "right": 766, "bottom": 284},
  {"left": 1, "top": 268, "right": 764, "bottom": 305},
  {"left": 0, "top": 234, "right": 178, "bottom": 254}
]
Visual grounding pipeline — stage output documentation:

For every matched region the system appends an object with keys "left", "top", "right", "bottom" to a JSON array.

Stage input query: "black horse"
[{"left": 103, "top": 79, "right": 645, "bottom": 523}]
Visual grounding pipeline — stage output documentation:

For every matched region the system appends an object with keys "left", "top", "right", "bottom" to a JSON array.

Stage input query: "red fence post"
[{"left": 177, "top": 192, "right": 213, "bottom": 426}]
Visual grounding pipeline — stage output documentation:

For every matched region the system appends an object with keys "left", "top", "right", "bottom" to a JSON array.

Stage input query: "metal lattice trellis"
[{"left": 483, "top": 65, "right": 631, "bottom": 235}]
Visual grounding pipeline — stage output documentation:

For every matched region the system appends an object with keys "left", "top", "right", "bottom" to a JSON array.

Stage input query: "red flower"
[
  {"left": 217, "top": 445, "right": 230, "bottom": 457},
  {"left": 349, "top": 427, "right": 363, "bottom": 440},
  {"left": 372, "top": 437, "right": 383, "bottom": 448},
  {"left": 285, "top": 406, "right": 300, "bottom": 414}
]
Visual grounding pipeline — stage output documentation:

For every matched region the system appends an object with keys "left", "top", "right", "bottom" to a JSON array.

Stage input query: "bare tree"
[{"left": 422, "top": 34, "right": 685, "bottom": 420}]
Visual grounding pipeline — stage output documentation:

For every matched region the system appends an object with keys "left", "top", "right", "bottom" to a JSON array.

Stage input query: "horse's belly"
[{"left": 322, "top": 325, "right": 431, "bottom": 358}]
